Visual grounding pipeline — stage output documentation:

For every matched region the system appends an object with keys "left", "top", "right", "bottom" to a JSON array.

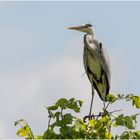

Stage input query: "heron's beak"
[{"left": 68, "top": 26, "right": 84, "bottom": 31}]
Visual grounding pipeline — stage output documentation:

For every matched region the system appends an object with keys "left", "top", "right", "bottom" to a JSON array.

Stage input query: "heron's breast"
[{"left": 87, "top": 54, "right": 102, "bottom": 80}]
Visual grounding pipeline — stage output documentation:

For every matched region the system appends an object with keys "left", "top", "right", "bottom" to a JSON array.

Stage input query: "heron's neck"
[
  {"left": 88, "top": 32, "right": 94, "bottom": 39},
  {"left": 88, "top": 29, "right": 94, "bottom": 36}
]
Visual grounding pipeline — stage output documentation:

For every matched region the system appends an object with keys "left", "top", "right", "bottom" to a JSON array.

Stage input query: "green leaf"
[
  {"left": 53, "top": 111, "right": 61, "bottom": 120},
  {"left": 133, "top": 131, "right": 140, "bottom": 139},
  {"left": 106, "top": 94, "right": 117, "bottom": 103},
  {"left": 74, "top": 106, "right": 80, "bottom": 113},
  {"left": 51, "top": 120, "right": 64, "bottom": 127},
  {"left": 67, "top": 98, "right": 82, "bottom": 113},
  {"left": 120, "top": 131, "right": 130, "bottom": 139},
  {"left": 101, "top": 116, "right": 110, "bottom": 125},
  {"left": 89, "top": 119, "right": 97, "bottom": 127},
  {"left": 105, "top": 132, "right": 113, "bottom": 139},
  {"left": 15, "top": 119, "right": 34, "bottom": 139},
  {"left": 74, "top": 118, "right": 87, "bottom": 132},
  {"left": 56, "top": 98, "right": 68, "bottom": 108},
  {"left": 63, "top": 114, "right": 73, "bottom": 124},
  {"left": 125, "top": 94, "right": 133, "bottom": 99},
  {"left": 59, "top": 126, "right": 71, "bottom": 137},
  {"left": 115, "top": 114, "right": 124, "bottom": 126},
  {"left": 124, "top": 116, "right": 134, "bottom": 129},
  {"left": 68, "top": 98, "right": 75, "bottom": 103},
  {"left": 67, "top": 98, "right": 75, "bottom": 109},
  {"left": 131, "top": 113, "right": 139, "bottom": 123},
  {"left": 131, "top": 96, "right": 140, "bottom": 109},
  {"left": 43, "top": 128, "right": 57, "bottom": 139},
  {"left": 112, "top": 122, "right": 118, "bottom": 127},
  {"left": 97, "top": 125, "right": 106, "bottom": 134},
  {"left": 117, "top": 94, "right": 124, "bottom": 98},
  {"left": 78, "top": 100, "right": 83, "bottom": 107},
  {"left": 47, "top": 105, "right": 58, "bottom": 111},
  {"left": 94, "top": 120, "right": 102, "bottom": 129},
  {"left": 16, "top": 126, "right": 29, "bottom": 137},
  {"left": 115, "top": 134, "right": 119, "bottom": 139},
  {"left": 36, "top": 135, "right": 43, "bottom": 139}
]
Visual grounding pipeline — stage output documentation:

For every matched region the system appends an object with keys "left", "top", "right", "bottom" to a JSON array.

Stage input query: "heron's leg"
[
  {"left": 103, "top": 100, "right": 105, "bottom": 109},
  {"left": 89, "top": 86, "right": 95, "bottom": 116}
]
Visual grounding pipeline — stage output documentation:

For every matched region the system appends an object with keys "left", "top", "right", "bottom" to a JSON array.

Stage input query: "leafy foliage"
[
  {"left": 15, "top": 119, "right": 35, "bottom": 139},
  {"left": 15, "top": 94, "right": 140, "bottom": 139}
]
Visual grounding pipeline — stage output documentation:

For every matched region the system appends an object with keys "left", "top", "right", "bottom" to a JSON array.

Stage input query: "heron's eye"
[{"left": 86, "top": 24, "right": 93, "bottom": 27}]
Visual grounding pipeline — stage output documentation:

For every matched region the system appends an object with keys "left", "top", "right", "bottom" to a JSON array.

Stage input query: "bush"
[{"left": 15, "top": 94, "right": 140, "bottom": 139}]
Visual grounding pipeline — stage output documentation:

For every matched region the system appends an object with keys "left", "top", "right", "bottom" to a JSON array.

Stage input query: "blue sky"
[{"left": 0, "top": 1, "right": 140, "bottom": 138}]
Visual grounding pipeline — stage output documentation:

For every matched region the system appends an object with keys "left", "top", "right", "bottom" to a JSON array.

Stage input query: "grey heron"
[{"left": 68, "top": 23, "right": 111, "bottom": 115}]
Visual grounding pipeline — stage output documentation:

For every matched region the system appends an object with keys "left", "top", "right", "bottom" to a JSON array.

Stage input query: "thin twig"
[
  {"left": 105, "top": 102, "right": 110, "bottom": 110},
  {"left": 108, "top": 119, "right": 115, "bottom": 137},
  {"left": 109, "top": 109, "right": 122, "bottom": 114},
  {"left": 47, "top": 115, "right": 52, "bottom": 130}
]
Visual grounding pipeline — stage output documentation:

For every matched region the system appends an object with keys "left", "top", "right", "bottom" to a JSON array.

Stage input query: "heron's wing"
[
  {"left": 83, "top": 36, "right": 111, "bottom": 101},
  {"left": 99, "top": 43, "right": 111, "bottom": 87}
]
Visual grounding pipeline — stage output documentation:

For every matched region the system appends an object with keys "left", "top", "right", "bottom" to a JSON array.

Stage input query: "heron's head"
[{"left": 68, "top": 23, "right": 93, "bottom": 35}]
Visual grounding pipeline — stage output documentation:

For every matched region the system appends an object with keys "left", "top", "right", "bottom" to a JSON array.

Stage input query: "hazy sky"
[{"left": 0, "top": 1, "right": 140, "bottom": 138}]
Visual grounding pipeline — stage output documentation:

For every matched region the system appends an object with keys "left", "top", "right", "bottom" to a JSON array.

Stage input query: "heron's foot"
[
  {"left": 83, "top": 114, "right": 95, "bottom": 122},
  {"left": 83, "top": 111, "right": 109, "bottom": 122}
]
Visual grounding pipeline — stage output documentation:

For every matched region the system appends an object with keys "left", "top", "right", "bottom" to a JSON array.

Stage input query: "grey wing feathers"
[
  {"left": 83, "top": 36, "right": 111, "bottom": 101},
  {"left": 99, "top": 43, "right": 111, "bottom": 87}
]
